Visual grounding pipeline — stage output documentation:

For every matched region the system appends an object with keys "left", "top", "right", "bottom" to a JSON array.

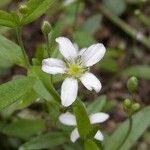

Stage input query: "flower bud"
[
  {"left": 127, "top": 76, "right": 138, "bottom": 93},
  {"left": 41, "top": 21, "right": 51, "bottom": 35},
  {"left": 123, "top": 99, "right": 132, "bottom": 113},
  {"left": 19, "top": 4, "right": 28, "bottom": 14},
  {"left": 132, "top": 103, "right": 140, "bottom": 112}
]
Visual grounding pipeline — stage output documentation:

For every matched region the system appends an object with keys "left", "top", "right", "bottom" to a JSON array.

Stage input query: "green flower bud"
[
  {"left": 123, "top": 99, "right": 132, "bottom": 113},
  {"left": 19, "top": 4, "right": 28, "bottom": 14},
  {"left": 132, "top": 103, "right": 140, "bottom": 112},
  {"left": 127, "top": 76, "right": 138, "bottom": 93},
  {"left": 41, "top": 21, "right": 51, "bottom": 35}
]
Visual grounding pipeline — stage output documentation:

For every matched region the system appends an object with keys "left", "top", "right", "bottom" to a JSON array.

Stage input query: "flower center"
[{"left": 68, "top": 63, "right": 83, "bottom": 77}]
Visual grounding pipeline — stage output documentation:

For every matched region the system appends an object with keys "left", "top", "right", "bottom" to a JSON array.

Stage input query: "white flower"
[
  {"left": 59, "top": 112, "right": 109, "bottom": 143},
  {"left": 42, "top": 37, "right": 106, "bottom": 107}
]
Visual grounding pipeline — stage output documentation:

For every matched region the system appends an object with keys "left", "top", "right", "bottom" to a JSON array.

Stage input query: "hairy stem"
[{"left": 16, "top": 27, "right": 30, "bottom": 68}]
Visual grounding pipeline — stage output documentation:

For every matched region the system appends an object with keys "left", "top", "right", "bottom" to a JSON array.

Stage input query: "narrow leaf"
[
  {"left": 0, "top": 10, "right": 17, "bottom": 27},
  {"left": 84, "top": 139, "right": 100, "bottom": 150},
  {"left": 122, "top": 65, "right": 150, "bottom": 80},
  {"left": 0, "top": 77, "right": 35, "bottom": 111},
  {"left": 2, "top": 118, "right": 45, "bottom": 139},
  {"left": 20, "top": 132, "right": 66, "bottom": 149},
  {"left": 0, "top": 35, "right": 26, "bottom": 67},
  {"left": 22, "top": 0, "right": 55, "bottom": 24},
  {"left": 73, "top": 100, "right": 91, "bottom": 138}
]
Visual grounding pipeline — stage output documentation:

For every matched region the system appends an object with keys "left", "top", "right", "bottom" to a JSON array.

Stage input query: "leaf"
[
  {"left": 84, "top": 139, "right": 100, "bottom": 150},
  {"left": 21, "top": 0, "right": 55, "bottom": 24},
  {"left": 80, "top": 15, "right": 102, "bottom": 34},
  {"left": 0, "top": 10, "right": 18, "bottom": 27},
  {"left": 87, "top": 95, "right": 107, "bottom": 114},
  {"left": 73, "top": 31, "right": 95, "bottom": 47},
  {"left": 2, "top": 118, "right": 45, "bottom": 139},
  {"left": 99, "top": 57, "right": 119, "bottom": 72},
  {"left": 122, "top": 65, "right": 150, "bottom": 80},
  {"left": 0, "top": 77, "right": 35, "bottom": 111},
  {"left": 0, "top": 35, "right": 26, "bottom": 67},
  {"left": 20, "top": 132, "right": 66, "bottom": 149},
  {"left": 102, "top": 0, "right": 127, "bottom": 16},
  {"left": 104, "top": 106, "right": 150, "bottom": 150},
  {"left": 73, "top": 100, "right": 91, "bottom": 138},
  {"left": 0, "top": 26, "right": 10, "bottom": 34},
  {"left": 28, "top": 67, "right": 60, "bottom": 102},
  {"left": 17, "top": 89, "right": 38, "bottom": 109}
]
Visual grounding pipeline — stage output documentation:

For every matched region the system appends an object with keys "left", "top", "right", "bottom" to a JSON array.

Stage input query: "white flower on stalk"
[
  {"left": 59, "top": 112, "right": 109, "bottom": 143},
  {"left": 42, "top": 37, "right": 106, "bottom": 107}
]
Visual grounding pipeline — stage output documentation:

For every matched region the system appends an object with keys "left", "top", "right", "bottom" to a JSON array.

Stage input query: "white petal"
[
  {"left": 61, "top": 77, "right": 78, "bottom": 107},
  {"left": 90, "top": 113, "right": 109, "bottom": 124},
  {"left": 59, "top": 112, "right": 76, "bottom": 126},
  {"left": 56, "top": 37, "right": 78, "bottom": 60},
  {"left": 78, "top": 48, "right": 87, "bottom": 56},
  {"left": 42, "top": 58, "right": 66, "bottom": 74},
  {"left": 94, "top": 130, "right": 104, "bottom": 141},
  {"left": 81, "top": 43, "right": 106, "bottom": 67},
  {"left": 80, "top": 72, "right": 102, "bottom": 93},
  {"left": 70, "top": 128, "right": 80, "bottom": 143}
]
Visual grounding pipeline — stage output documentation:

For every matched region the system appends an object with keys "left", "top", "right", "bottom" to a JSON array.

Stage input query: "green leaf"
[
  {"left": 99, "top": 57, "right": 119, "bottom": 72},
  {"left": 0, "top": 25, "right": 10, "bottom": 34},
  {"left": 73, "top": 31, "right": 95, "bottom": 47},
  {"left": 17, "top": 89, "right": 38, "bottom": 109},
  {"left": 28, "top": 67, "right": 60, "bottom": 102},
  {"left": 73, "top": 100, "right": 91, "bottom": 138},
  {"left": 104, "top": 106, "right": 150, "bottom": 150},
  {"left": 102, "top": 0, "right": 127, "bottom": 16},
  {"left": 21, "top": 0, "right": 55, "bottom": 24},
  {"left": 87, "top": 95, "right": 107, "bottom": 114},
  {"left": 0, "top": 10, "right": 18, "bottom": 27},
  {"left": 122, "top": 65, "right": 150, "bottom": 80},
  {"left": 2, "top": 118, "right": 45, "bottom": 139},
  {"left": 20, "top": 132, "right": 66, "bottom": 149},
  {"left": 84, "top": 139, "right": 100, "bottom": 150},
  {"left": 0, "top": 35, "right": 26, "bottom": 67},
  {"left": 0, "top": 77, "right": 35, "bottom": 111},
  {"left": 80, "top": 15, "right": 102, "bottom": 34}
]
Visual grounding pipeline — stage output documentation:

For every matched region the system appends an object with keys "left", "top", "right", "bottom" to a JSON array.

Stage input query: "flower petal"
[
  {"left": 81, "top": 43, "right": 106, "bottom": 67},
  {"left": 94, "top": 130, "right": 104, "bottom": 141},
  {"left": 70, "top": 128, "right": 80, "bottom": 143},
  {"left": 56, "top": 37, "right": 78, "bottom": 60},
  {"left": 61, "top": 77, "right": 78, "bottom": 107},
  {"left": 42, "top": 58, "right": 67, "bottom": 74},
  {"left": 78, "top": 48, "right": 87, "bottom": 56},
  {"left": 90, "top": 113, "right": 109, "bottom": 124},
  {"left": 59, "top": 112, "right": 76, "bottom": 126},
  {"left": 80, "top": 72, "right": 102, "bottom": 93}
]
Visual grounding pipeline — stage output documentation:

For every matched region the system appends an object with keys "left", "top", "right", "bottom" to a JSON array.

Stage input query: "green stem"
[
  {"left": 97, "top": 5, "right": 150, "bottom": 49},
  {"left": 134, "top": 10, "right": 150, "bottom": 26},
  {"left": 44, "top": 33, "right": 51, "bottom": 57},
  {"left": 116, "top": 116, "right": 133, "bottom": 150},
  {"left": 16, "top": 27, "right": 30, "bottom": 68}
]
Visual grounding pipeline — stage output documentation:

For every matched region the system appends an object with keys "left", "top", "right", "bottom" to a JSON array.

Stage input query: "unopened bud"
[
  {"left": 41, "top": 21, "right": 51, "bottom": 35},
  {"left": 132, "top": 103, "right": 140, "bottom": 112},
  {"left": 19, "top": 4, "right": 28, "bottom": 14},
  {"left": 127, "top": 76, "right": 138, "bottom": 93},
  {"left": 123, "top": 99, "right": 132, "bottom": 113}
]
